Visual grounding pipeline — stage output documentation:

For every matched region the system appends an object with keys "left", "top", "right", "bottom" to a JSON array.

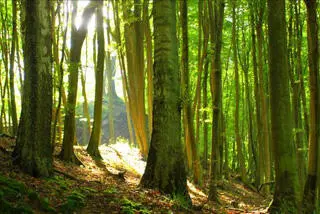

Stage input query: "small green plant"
[
  {"left": 0, "top": 174, "right": 34, "bottom": 213},
  {"left": 103, "top": 187, "right": 119, "bottom": 195},
  {"left": 171, "top": 194, "right": 191, "bottom": 211},
  {"left": 58, "top": 190, "right": 86, "bottom": 214},
  {"left": 80, "top": 186, "right": 98, "bottom": 195},
  {"left": 28, "top": 190, "right": 56, "bottom": 213},
  {"left": 120, "top": 198, "right": 149, "bottom": 214},
  {"left": 47, "top": 175, "right": 70, "bottom": 190}
]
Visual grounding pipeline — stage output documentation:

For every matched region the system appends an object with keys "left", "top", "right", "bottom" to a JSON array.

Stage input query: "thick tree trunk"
[
  {"left": 140, "top": 0, "right": 190, "bottom": 204},
  {"left": 13, "top": 0, "right": 53, "bottom": 177},
  {"left": 267, "top": 0, "right": 299, "bottom": 211}
]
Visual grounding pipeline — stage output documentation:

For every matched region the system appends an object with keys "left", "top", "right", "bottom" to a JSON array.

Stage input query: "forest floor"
[{"left": 0, "top": 136, "right": 271, "bottom": 213}]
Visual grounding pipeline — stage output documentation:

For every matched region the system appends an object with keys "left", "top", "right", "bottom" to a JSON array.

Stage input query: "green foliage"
[
  {"left": 0, "top": 174, "right": 32, "bottom": 213},
  {"left": 171, "top": 193, "right": 191, "bottom": 211},
  {"left": 0, "top": 173, "right": 26, "bottom": 194},
  {"left": 120, "top": 197, "right": 149, "bottom": 214},
  {"left": 28, "top": 190, "right": 56, "bottom": 213},
  {"left": 80, "top": 186, "right": 98, "bottom": 195},
  {"left": 47, "top": 175, "right": 70, "bottom": 190},
  {"left": 58, "top": 190, "right": 86, "bottom": 214},
  {"left": 0, "top": 174, "right": 54, "bottom": 213},
  {"left": 103, "top": 187, "right": 119, "bottom": 195}
]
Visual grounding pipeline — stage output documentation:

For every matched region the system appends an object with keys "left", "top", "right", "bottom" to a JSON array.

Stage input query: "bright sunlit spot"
[{"left": 72, "top": 1, "right": 123, "bottom": 102}]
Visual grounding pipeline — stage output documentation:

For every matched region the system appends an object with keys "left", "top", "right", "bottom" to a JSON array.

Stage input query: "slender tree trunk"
[
  {"left": 106, "top": 7, "right": 115, "bottom": 145},
  {"left": 87, "top": 1, "right": 105, "bottom": 158},
  {"left": 52, "top": 4, "right": 68, "bottom": 148},
  {"left": 123, "top": 0, "right": 148, "bottom": 157},
  {"left": 9, "top": 0, "right": 17, "bottom": 135},
  {"left": 239, "top": 23, "right": 255, "bottom": 180},
  {"left": 232, "top": 0, "right": 246, "bottom": 182},
  {"left": 60, "top": 1, "right": 97, "bottom": 163},
  {"left": 143, "top": 0, "right": 153, "bottom": 141},
  {"left": 208, "top": 0, "right": 224, "bottom": 202},
  {"left": 249, "top": 2, "right": 262, "bottom": 188},
  {"left": 180, "top": 0, "right": 202, "bottom": 185},
  {"left": 302, "top": 0, "right": 320, "bottom": 212},
  {"left": 203, "top": 58, "right": 209, "bottom": 171},
  {"left": 112, "top": 0, "right": 135, "bottom": 146},
  {"left": 256, "top": 4, "right": 271, "bottom": 193},
  {"left": 80, "top": 70, "right": 91, "bottom": 134}
]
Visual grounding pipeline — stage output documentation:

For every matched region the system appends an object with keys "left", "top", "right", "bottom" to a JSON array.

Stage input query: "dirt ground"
[{"left": 0, "top": 137, "right": 271, "bottom": 213}]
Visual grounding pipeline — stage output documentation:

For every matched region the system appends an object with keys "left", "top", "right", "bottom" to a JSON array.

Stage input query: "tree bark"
[
  {"left": 87, "top": 1, "right": 105, "bottom": 158},
  {"left": 208, "top": 0, "right": 225, "bottom": 202},
  {"left": 12, "top": 0, "right": 53, "bottom": 177},
  {"left": 123, "top": 0, "right": 148, "bottom": 157},
  {"left": 267, "top": 0, "right": 299, "bottom": 211},
  {"left": 232, "top": 0, "right": 246, "bottom": 183},
  {"left": 8, "top": 0, "right": 18, "bottom": 135},
  {"left": 140, "top": 0, "right": 191, "bottom": 204},
  {"left": 60, "top": 1, "right": 97, "bottom": 163},
  {"left": 302, "top": 0, "right": 320, "bottom": 212},
  {"left": 180, "top": 0, "right": 202, "bottom": 185}
]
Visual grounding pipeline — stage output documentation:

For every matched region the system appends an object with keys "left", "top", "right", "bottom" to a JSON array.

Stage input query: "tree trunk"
[
  {"left": 106, "top": 9, "right": 115, "bottom": 145},
  {"left": 87, "top": 1, "right": 105, "bottom": 158},
  {"left": 143, "top": 0, "right": 153, "bottom": 142},
  {"left": 302, "top": 0, "right": 320, "bottom": 212},
  {"left": 232, "top": 0, "right": 246, "bottom": 182},
  {"left": 12, "top": 0, "right": 53, "bottom": 177},
  {"left": 60, "top": 1, "right": 97, "bottom": 163},
  {"left": 208, "top": 0, "right": 225, "bottom": 202},
  {"left": 267, "top": 0, "right": 299, "bottom": 211},
  {"left": 256, "top": 2, "right": 271, "bottom": 193},
  {"left": 203, "top": 58, "right": 209, "bottom": 171},
  {"left": 180, "top": 0, "right": 202, "bottom": 185},
  {"left": 249, "top": 2, "right": 262, "bottom": 188},
  {"left": 112, "top": 0, "right": 135, "bottom": 146},
  {"left": 140, "top": 0, "right": 191, "bottom": 204},
  {"left": 8, "top": 0, "right": 18, "bottom": 135},
  {"left": 123, "top": 0, "right": 148, "bottom": 157}
]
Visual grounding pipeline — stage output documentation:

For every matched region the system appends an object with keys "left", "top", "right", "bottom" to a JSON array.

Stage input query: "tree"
[
  {"left": 267, "top": 0, "right": 299, "bottom": 211},
  {"left": 208, "top": 0, "right": 225, "bottom": 202},
  {"left": 302, "top": 0, "right": 320, "bottom": 212},
  {"left": 8, "top": 0, "right": 17, "bottom": 135},
  {"left": 123, "top": 0, "right": 148, "bottom": 157},
  {"left": 140, "top": 0, "right": 191, "bottom": 203},
  {"left": 180, "top": 0, "right": 202, "bottom": 185},
  {"left": 59, "top": 1, "right": 97, "bottom": 163},
  {"left": 231, "top": 0, "right": 246, "bottom": 182},
  {"left": 12, "top": 0, "right": 53, "bottom": 177},
  {"left": 87, "top": 0, "right": 105, "bottom": 158}
]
